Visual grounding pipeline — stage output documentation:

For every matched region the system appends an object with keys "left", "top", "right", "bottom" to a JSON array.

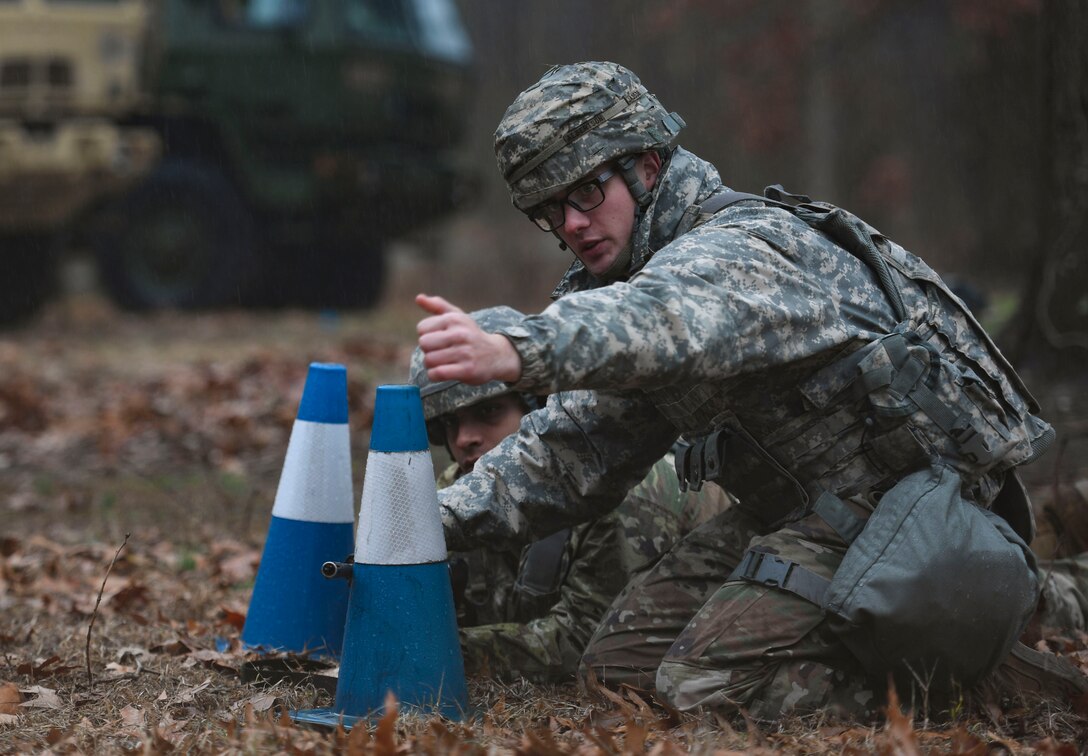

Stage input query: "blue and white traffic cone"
[
  {"left": 241, "top": 362, "right": 355, "bottom": 658},
  {"left": 293, "top": 384, "right": 467, "bottom": 727}
]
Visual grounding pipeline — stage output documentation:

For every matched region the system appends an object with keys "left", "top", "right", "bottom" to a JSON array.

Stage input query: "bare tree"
[{"left": 1005, "top": 0, "right": 1088, "bottom": 367}]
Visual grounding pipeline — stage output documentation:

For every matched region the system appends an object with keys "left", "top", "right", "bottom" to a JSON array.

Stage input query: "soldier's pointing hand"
[{"left": 416, "top": 293, "right": 523, "bottom": 385}]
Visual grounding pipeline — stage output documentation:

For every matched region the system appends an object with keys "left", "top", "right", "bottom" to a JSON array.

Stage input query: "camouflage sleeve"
[
  {"left": 459, "top": 515, "right": 635, "bottom": 683},
  {"left": 439, "top": 387, "right": 676, "bottom": 552},
  {"left": 497, "top": 217, "right": 864, "bottom": 394}
]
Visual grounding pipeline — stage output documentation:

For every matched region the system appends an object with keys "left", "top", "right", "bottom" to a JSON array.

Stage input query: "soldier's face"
[
  {"left": 554, "top": 152, "right": 661, "bottom": 277},
  {"left": 440, "top": 394, "right": 527, "bottom": 473}
]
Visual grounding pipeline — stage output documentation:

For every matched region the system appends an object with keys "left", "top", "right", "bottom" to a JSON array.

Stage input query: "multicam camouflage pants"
[
  {"left": 580, "top": 501, "right": 880, "bottom": 721},
  {"left": 1037, "top": 554, "right": 1088, "bottom": 632}
]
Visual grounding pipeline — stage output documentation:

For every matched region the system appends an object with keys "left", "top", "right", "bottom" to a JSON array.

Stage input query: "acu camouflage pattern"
[
  {"left": 409, "top": 305, "right": 531, "bottom": 423},
  {"left": 494, "top": 61, "right": 684, "bottom": 210},
  {"left": 438, "top": 87, "right": 1054, "bottom": 716},
  {"left": 443, "top": 456, "right": 725, "bottom": 683}
]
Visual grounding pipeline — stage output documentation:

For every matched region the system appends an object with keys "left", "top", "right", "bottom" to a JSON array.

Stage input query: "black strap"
[
  {"left": 728, "top": 549, "right": 830, "bottom": 607},
  {"left": 697, "top": 190, "right": 770, "bottom": 216},
  {"left": 810, "top": 491, "right": 867, "bottom": 545},
  {"left": 514, "top": 528, "right": 571, "bottom": 597}
]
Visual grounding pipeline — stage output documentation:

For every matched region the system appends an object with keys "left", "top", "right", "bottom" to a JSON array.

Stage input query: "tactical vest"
[
  {"left": 667, "top": 186, "right": 1054, "bottom": 540},
  {"left": 663, "top": 187, "right": 1052, "bottom": 683}
]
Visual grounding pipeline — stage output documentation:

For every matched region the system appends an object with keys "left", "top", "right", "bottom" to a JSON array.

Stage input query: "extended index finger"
[{"left": 415, "top": 293, "right": 462, "bottom": 317}]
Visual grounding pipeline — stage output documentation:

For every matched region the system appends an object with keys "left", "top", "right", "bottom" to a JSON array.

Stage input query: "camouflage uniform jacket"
[
  {"left": 438, "top": 147, "right": 1050, "bottom": 551},
  {"left": 441, "top": 457, "right": 691, "bottom": 682}
]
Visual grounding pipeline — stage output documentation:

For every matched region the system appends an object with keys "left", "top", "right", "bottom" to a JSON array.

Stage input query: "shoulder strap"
[{"left": 697, "top": 189, "right": 771, "bottom": 216}]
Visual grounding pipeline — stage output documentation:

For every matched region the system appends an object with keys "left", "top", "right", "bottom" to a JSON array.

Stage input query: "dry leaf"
[
  {"left": 374, "top": 691, "right": 399, "bottom": 756},
  {"left": 20, "top": 685, "right": 63, "bottom": 710},
  {"left": 0, "top": 683, "right": 22, "bottom": 715},
  {"left": 251, "top": 693, "right": 277, "bottom": 712},
  {"left": 218, "top": 606, "right": 247, "bottom": 631},
  {"left": 1032, "top": 737, "right": 1080, "bottom": 756},
  {"left": 151, "top": 639, "right": 193, "bottom": 656},
  {"left": 104, "top": 662, "right": 136, "bottom": 677},
  {"left": 346, "top": 715, "right": 371, "bottom": 751},
  {"left": 173, "top": 678, "right": 212, "bottom": 704},
  {"left": 109, "top": 581, "right": 150, "bottom": 611},
  {"left": 15, "top": 655, "right": 74, "bottom": 680},
  {"left": 880, "top": 684, "right": 921, "bottom": 756},
  {"left": 119, "top": 705, "right": 144, "bottom": 728},
  {"left": 188, "top": 648, "right": 239, "bottom": 672}
]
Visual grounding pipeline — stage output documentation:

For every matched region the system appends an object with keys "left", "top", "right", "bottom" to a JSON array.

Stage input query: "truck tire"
[
  {"left": 95, "top": 160, "right": 255, "bottom": 310},
  {"left": 0, "top": 233, "right": 57, "bottom": 326}
]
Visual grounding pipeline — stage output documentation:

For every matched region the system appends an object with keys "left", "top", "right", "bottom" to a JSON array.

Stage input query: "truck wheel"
[
  {"left": 0, "top": 233, "right": 57, "bottom": 326},
  {"left": 95, "top": 160, "right": 255, "bottom": 310}
]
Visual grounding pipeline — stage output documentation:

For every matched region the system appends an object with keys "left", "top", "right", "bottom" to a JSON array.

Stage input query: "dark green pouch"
[{"left": 823, "top": 464, "right": 1039, "bottom": 684}]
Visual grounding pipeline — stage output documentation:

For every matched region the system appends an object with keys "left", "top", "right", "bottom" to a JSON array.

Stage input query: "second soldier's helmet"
[
  {"left": 494, "top": 61, "right": 686, "bottom": 211},
  {"left": 409, "top": 305, "right": 538, "bottom": 445}
]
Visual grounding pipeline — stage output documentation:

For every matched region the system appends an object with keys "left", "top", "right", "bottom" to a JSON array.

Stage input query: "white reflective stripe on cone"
[
  {"left": 356, "top": 450, "right": 447, "bottom": 565},
  {"left": 271, "top": 420, "right": 354, "bottom": 524}
]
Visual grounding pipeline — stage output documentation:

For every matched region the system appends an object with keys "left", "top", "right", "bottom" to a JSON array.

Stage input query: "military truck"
[
  {"left": 0, "top": 0, "right": 474, "bottom": 321},
  {"left": 0, "top": 0, "right": 160, "bottom": 323}
]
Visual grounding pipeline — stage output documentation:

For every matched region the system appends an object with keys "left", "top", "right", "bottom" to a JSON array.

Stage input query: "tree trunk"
[{"left": 1007, "top": 0, "right": 1088, "bottom": 366}]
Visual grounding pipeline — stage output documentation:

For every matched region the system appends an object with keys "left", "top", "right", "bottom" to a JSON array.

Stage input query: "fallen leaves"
[
  {"left": 172, "top": 678, "right": 212, "bottom": 705},
  {"left": 2, "top": 310, "right": 1087, "bottom": 753},
  {"left": 118, "top": 703, "right": 144, "bottom": 729},
  {"left": 0, "top": 343, "right": 386, "bottom": 482},
  {"left": 14, "top": 655, "right": 75, "bottom": 681},
  {"left": 0, "top": 682, "right": 22, "bottom": 715},
  {"left": 19, "top": 685, "right": 63, "bottom": 710}
]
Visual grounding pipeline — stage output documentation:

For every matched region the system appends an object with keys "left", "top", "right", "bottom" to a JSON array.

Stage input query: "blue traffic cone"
[
  {"left": 241, "top": 363, "right": 355, "bottom": 658},
  {"left": 293, "top": 384, "right": 467, "bottom": 727}
]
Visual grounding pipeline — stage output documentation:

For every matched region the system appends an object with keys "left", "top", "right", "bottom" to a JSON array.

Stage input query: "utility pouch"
[
  {"left": 515, "top": 528, "right": 571, "bottom": 597},
  {"left": 676, "top": 428, "right": 808, "bottom": 528},
  {"left": 823, "top": 464, "right": 1039, "bottom": 684},
  {"left": 510, "top": 528, "right": 572, "bottom": 621}
]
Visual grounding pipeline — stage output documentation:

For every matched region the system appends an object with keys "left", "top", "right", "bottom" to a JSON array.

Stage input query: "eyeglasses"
[{"left": 526, "top": 167, "right": 616, "bottom": 232}]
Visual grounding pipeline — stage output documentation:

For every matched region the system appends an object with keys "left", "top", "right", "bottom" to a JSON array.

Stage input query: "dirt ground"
[{"left": 3, "top": 260, "right": 1088, "bottom": 753}]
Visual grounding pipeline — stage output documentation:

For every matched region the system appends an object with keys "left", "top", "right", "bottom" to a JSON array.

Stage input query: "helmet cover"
[
  {"left": 494, "top": 61, "right": 685, "bottom": 210},
  {"left": 408, "top": 305, "right": 528, "bottom": 423}
]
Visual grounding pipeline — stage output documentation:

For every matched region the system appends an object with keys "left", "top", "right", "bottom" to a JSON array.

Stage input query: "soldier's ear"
[{"left": 640, "top": 151, "right": 663, "bottom": 191}]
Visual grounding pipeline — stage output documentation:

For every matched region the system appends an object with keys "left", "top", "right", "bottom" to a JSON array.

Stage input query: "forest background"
[{"left": 3, "top": 0, "right": 1088, "bottom": 752}]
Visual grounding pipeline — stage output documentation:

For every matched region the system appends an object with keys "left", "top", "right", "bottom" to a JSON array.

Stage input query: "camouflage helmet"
[
  {"left": 495, "top": 61, "right": 686, "bottom": 211},
  {"left": 408, "top": 305, "right": 535, "bottom": 443}
]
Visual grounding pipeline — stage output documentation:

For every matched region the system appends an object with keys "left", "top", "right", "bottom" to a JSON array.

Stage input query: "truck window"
[
  {"left": 408, "top": 0, "right": 471, "bottom": 64},
  {"left": 344, "top": 0, "right": 414, "bottom": 47},
  {"left": 215, "top": 0, "right": 309, "bottom": 29}
]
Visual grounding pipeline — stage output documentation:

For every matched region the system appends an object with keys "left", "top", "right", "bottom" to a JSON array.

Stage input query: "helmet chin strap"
[
  {"left": 598, "top": 240, "right": 633, "bottom": 281},
  {"left": 617, "top": 154, "right": 653, "bottom": 210}
]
